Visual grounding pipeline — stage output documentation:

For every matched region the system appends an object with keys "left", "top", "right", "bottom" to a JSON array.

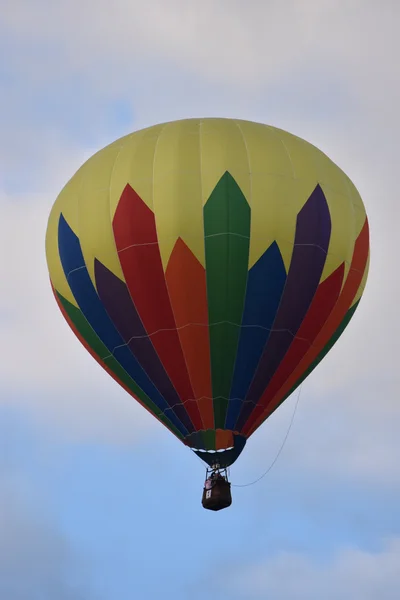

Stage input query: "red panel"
[
  {"left": 215, "top": 429, "right": 234, "bottom": 450},
  {"left": 242, "top": 263, "right": 345, "bottom": 434},
  {"left": 165, "top": 238, "right": 214, "bottom": 430},
  {"left": 112, "top": 185, "right": 203, "bottom": 431},
  {"left": 245, "top": 217, "right": 370, "bottom": 436}
]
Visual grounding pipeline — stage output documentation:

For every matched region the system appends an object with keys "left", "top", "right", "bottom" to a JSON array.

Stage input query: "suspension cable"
[{"left": 231, "top": 384, "right": 303, "bottom": 488}]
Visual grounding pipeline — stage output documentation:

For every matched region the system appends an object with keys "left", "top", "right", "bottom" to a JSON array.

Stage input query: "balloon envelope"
[{"left": 46, "top": 118, "right": 369, "bottom": 466}]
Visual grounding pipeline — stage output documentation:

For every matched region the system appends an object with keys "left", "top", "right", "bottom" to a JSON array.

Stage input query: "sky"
[{"left": 0, "top": 1, "right": 399, "bottom": 598}]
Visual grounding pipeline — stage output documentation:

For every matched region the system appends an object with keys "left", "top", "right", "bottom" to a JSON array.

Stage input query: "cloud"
[
  {"left": 1, "top": 0, "right": 316, "bottom": 84},
  {"left": 0, "top": 0, "right": 398, "bottom": 459},
  {"left": 231, "top": 374, "right": 399, "bottom": 494},
  {"left": 2, "top": 0, "right": 399, "bottom": 112},
  {"left": 210, "top": 538, "right": 400, "bottom": 600},
  {"left": 0, "top": 6, "right": 399, "bottom": 600},
  {"left": 0, "top": 470, "right": 99, "bottom": 599}
]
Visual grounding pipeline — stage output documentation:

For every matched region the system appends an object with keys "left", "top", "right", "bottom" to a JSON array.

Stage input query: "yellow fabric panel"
[
  {"left": 46, "top": 118, "right": 368, "bottom": 295},
  {"left": 234, "top": 120, "right": 295, "bottom": 269},
  {"left": 45, "top": 167, "right": 82, "bottom": 305},
  {"left": 199, "top": 119, "right": 251, "bottom": 209},
  {"left": 319, "top": 186, "right": 355, "bottom": 282},
  {"left": 78, "top": 140, "right": 126, "bottom": 286},
  {"left": 109, "top": 123, "right": 167, "bottom": 218},
  {"left": 276, "top": 128, "right": 319, "bottom": 181},
  {"left": 352, "top": 251, "right": 370, "bottom": 307},
  {"left": 310, "top": 142, "right": 358, "bottom": 281},
  {"left": 346, "top": 177, "right": 368, "bottom": 240},
  {"left": 238, "top": 120, "right": 295, "bottom": 176},
  {"left": 269, "top": 179, "right": 324, "bottom": 272},
  {"left": 276, "top": 129, "right": 362, "bottom": 282},
  {"left": 343, "top": 169, "right": 366, "bottom": 216},
  {"left": 152, "top": 120, "right": 205, "bottom": 268}
]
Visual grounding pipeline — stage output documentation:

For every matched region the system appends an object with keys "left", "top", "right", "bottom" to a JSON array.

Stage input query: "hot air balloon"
[{"left": 45, "top": 118, "right": 369, "bottom": 511}]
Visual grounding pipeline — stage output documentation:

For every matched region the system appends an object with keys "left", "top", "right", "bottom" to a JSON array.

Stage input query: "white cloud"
[
  {"left": 1, "top": 6, "right": 399, "bottom": 600},
  {"left": 0, "top": 0, "right": 398, "bottom": 458},
  {"left": 214, "top": 538, "right": 400, "bottom": 600},
  {"left": 1, "top": 0, "right": 399, "bottom": 98},
  {"left": 0, "top": 472, "right": 99, "bottom": 599}
]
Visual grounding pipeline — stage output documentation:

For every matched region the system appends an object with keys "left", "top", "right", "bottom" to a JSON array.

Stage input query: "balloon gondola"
[
  {"left": 45, "top": 118, "right": 369, "bottom": 511},
  {"left": 202, "top": 465, "right": 232, "bottom": 511}
]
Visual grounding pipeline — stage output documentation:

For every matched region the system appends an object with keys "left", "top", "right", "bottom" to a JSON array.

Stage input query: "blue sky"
[{"left": 1, "top": 2, "right": 399, "bottom": 598}]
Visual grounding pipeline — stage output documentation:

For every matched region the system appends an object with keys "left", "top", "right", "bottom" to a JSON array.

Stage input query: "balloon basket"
[{"left": 202, "top": 466, "right": 232, "bottom": 511}]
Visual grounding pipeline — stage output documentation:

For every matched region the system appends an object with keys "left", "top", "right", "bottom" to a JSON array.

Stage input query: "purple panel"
[
  {"left": 94, "top": 259, "right": 195, "bottom": 432},
  {"left": 235, "top": 185, "right": 331, "bottom": 431}
]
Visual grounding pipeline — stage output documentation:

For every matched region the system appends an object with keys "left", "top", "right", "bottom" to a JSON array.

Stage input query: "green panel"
[
  {"left": 204, "top": 172, "right": 251, "bottom": 428},
  {"left": 202, "top": 429, "right": 216, "bottom": 451},
  {"left": 57, "top": 292, "right": 184, "bottom": 440},
  {"left": 253, "top": 300, "right": 360, "bottom": 433}
]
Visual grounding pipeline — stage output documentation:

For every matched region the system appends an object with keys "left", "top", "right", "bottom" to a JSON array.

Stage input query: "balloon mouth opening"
[
  {"left": 192, "top": 434, "right": 247, "bottom": 468},
  {"left": 191, "top": 446, "right": 234, "bottom": 453}
]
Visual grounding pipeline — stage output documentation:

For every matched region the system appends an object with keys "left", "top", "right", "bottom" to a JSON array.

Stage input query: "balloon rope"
[{"left": 231, "top": 384, "right": 303, "bottom": 488}]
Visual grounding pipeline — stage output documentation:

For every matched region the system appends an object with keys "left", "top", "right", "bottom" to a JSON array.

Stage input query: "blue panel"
[
  {"left": 57, "top": 214, "right": 192, "bottom": 436},
  {"left": 235, "top": 185, "right": 332, "bottom": 431},
  {"left": 225, "top": 242, "right": 286, "bottom": 430}
]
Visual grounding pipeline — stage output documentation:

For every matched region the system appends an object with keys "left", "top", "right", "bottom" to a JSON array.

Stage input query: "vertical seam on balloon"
[
  {"left": 223, "top": 120, "right": 252, "bottom": 430},
  {"left": 58, "top": 203, "right": 176, "bottom": 429},
  {"left": 247, "top": 219, "right": 368, "bottom": 435},
  {"left": 151, "top": 122, "right": 202, "bottom": 432},
  {"left": 247, "top": 295, "right": 361, "bottom": 436},
  {"left": 199, "top": 118, "right": 214, "bottom": 434},
  {"left": 108, "top": 127, "right": 183, "bottom": 396},
  {"left": 58, "top": 213, "right": 191, "bottom": 436},
  {"left": 102, "top": 128, "right": 194, "bottom": 435},
  {"left": 341, "top": 168, "right": 358, "bottom": 295},
  {"left": 244, "top": 218, "right": 330, "bottom": 417},
  {"left": 106, "top": 133, "right": 168, "bottom": 363},
  {"left": 233, "top": 185, "right": 331, "bottom": 432},
  {"left": 266, "top": 126, "right": 296, "bottom": 179},
  {"left": 351, "top": 250, "right": 369, "bottom": 307},
  {"left": 231, "top": 274, "right": 283, "bottom": 431},
  {"left": 241, "top": 237, "right": 333, "bottom": 430},
  {"left": 233, "top": 131, "right": 325, "bottom": 431},
  {"left": 231, "top": 240, "right": 289, "bottom": 429},
  {"left": 105, "top": 133, "right": 177, "bottom": 390},
  {"left": 107, "top": 127, "right": 194, "bottom": 432}
]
